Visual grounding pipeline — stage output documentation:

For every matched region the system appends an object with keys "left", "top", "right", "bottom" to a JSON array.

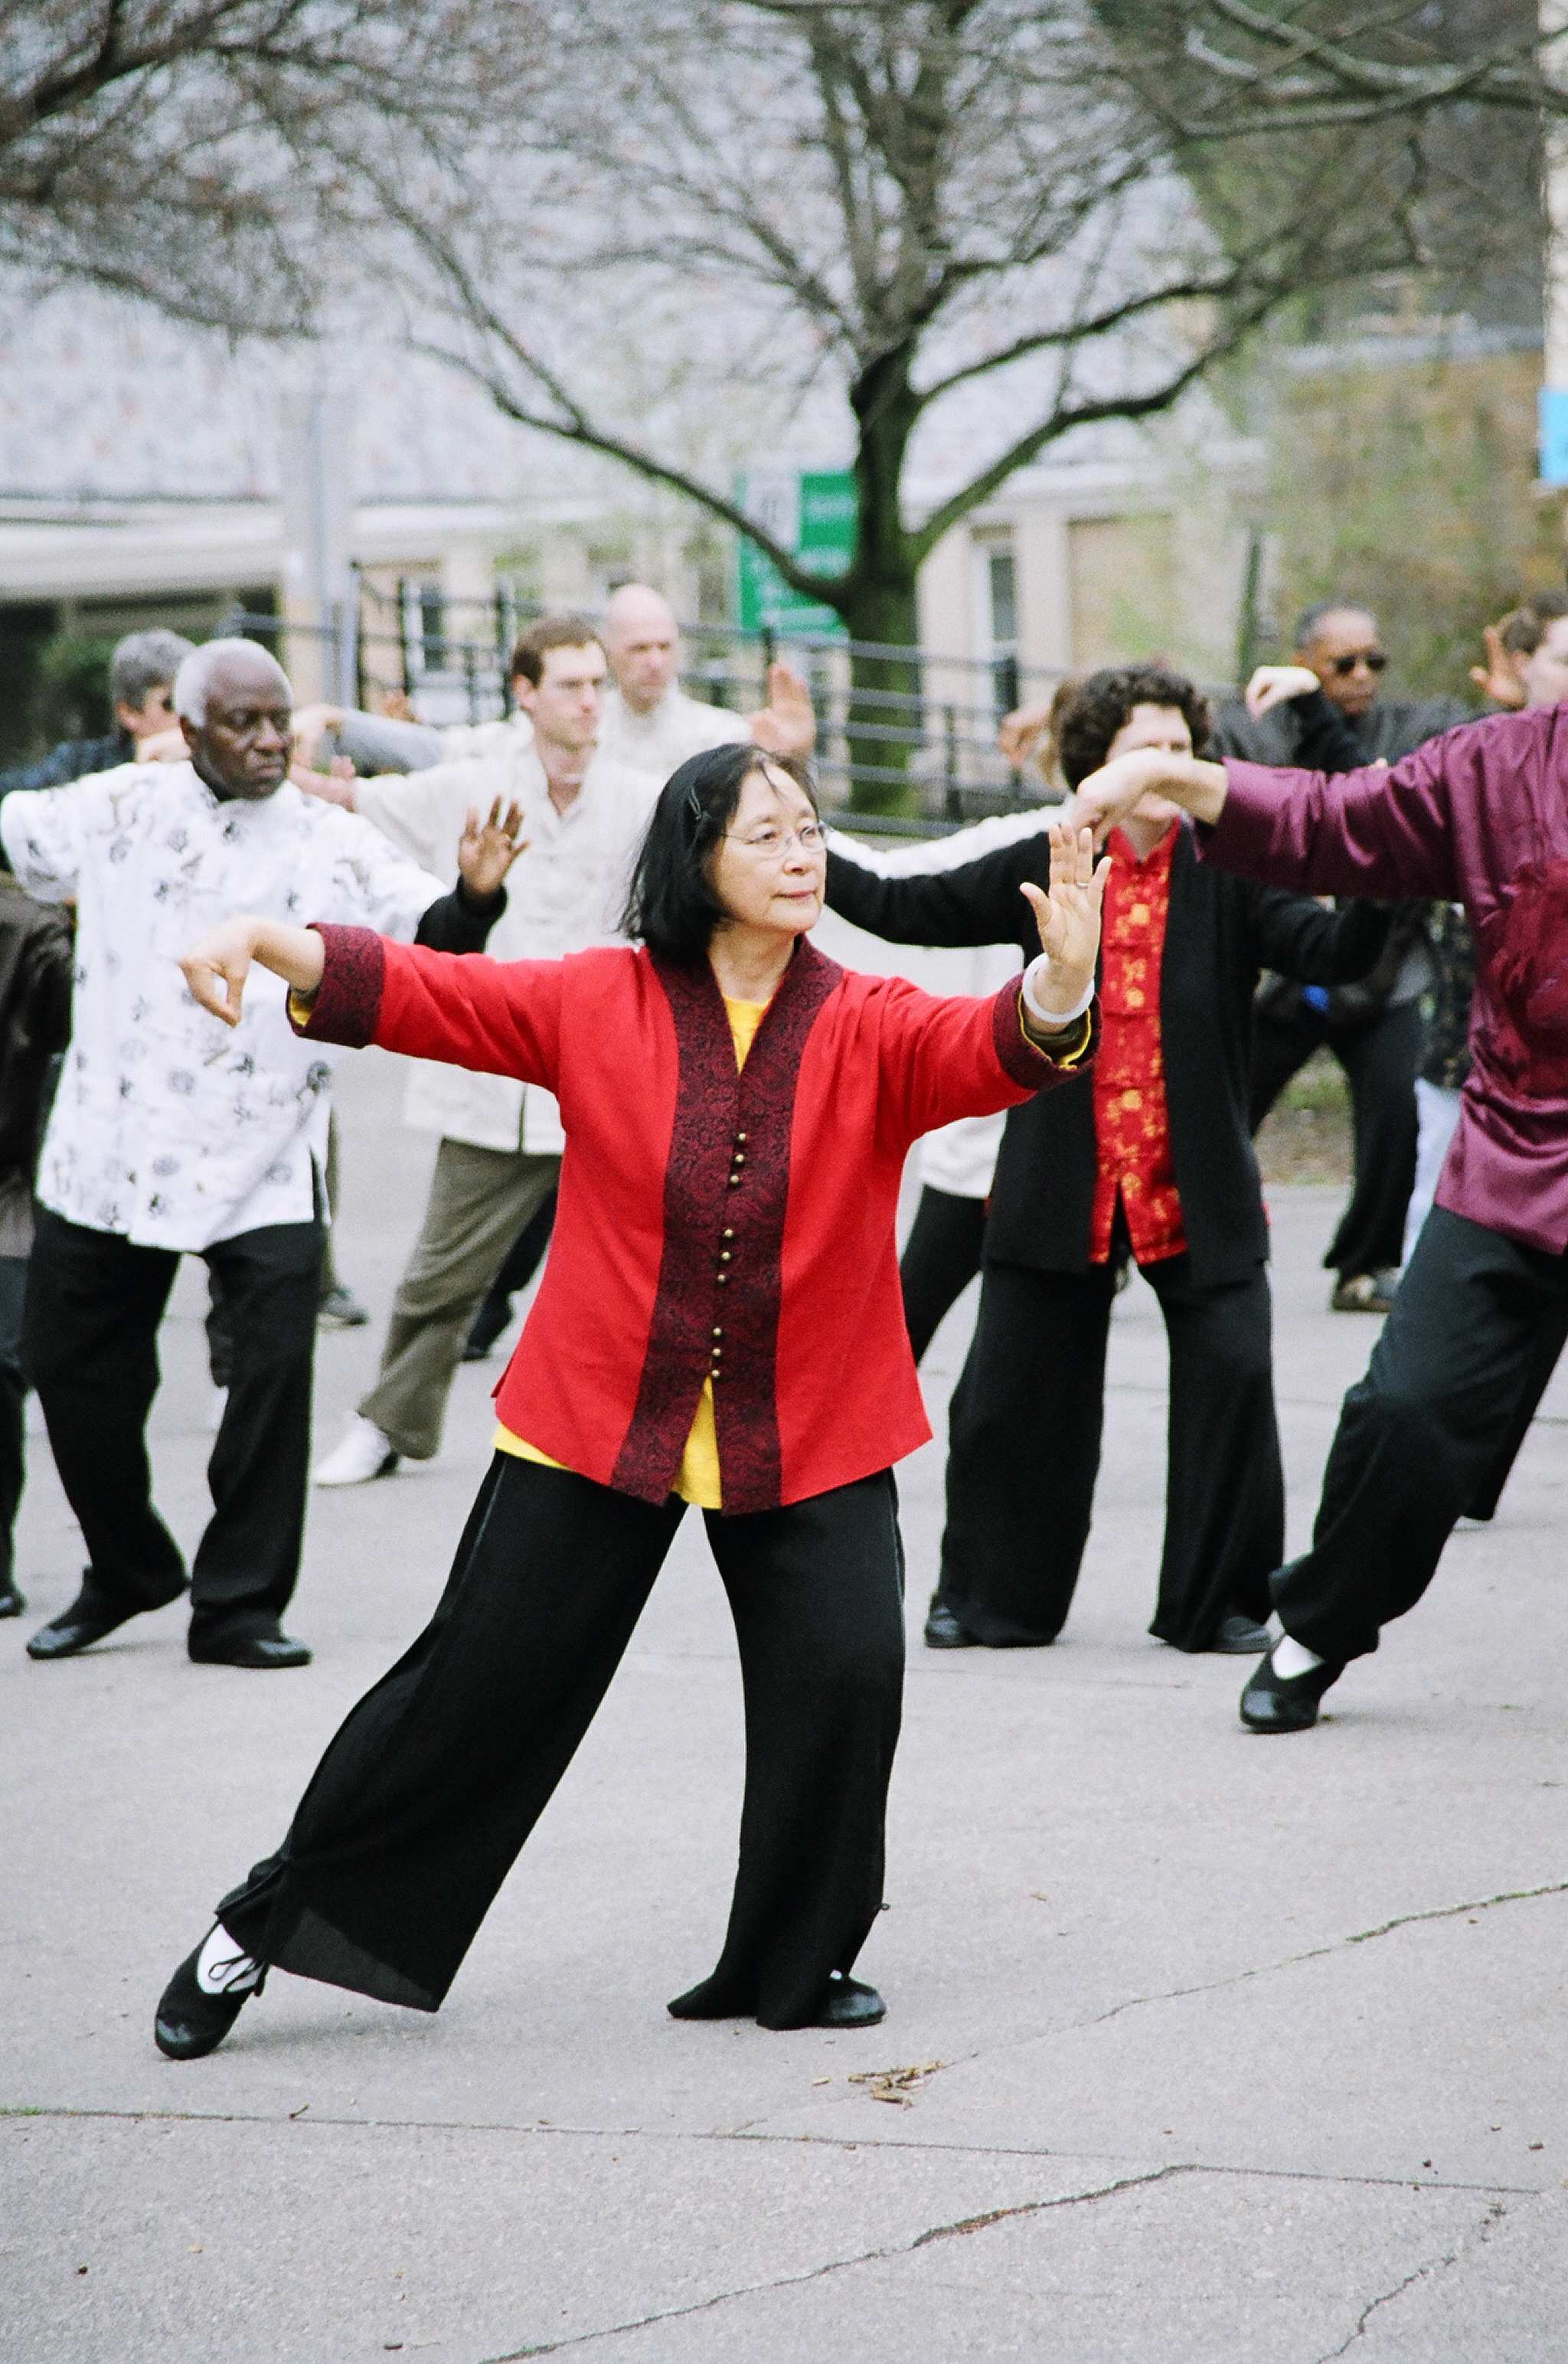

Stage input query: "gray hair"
[
  {"left": 1294, "top": 598, "right": 1377, "bottom": 652},
  {"left": 172, "top": 637, "right": 292, "bottom": 725},
  {"left": 109, "top": 629, "right": 197, "bottom": 714}
]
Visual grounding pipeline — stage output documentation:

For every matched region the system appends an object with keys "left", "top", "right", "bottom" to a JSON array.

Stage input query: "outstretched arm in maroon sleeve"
[{"left": 1069, "top": 729, "right": 1468, "bottom": 904}]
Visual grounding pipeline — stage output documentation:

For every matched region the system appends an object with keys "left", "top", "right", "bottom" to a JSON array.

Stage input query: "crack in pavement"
[
  {"left": 478, "top": 2165, "right": 1194, "bottom": 2359},
  {"left": 0, "top": 2104, "right": 1543, "bottom": 2197},
  {"left": 1314, "top": 2198, "right": 1510, "bottom": 2360},
  {"left": 1082, "top": 1878, "right": 1568, "bottom": 2029}
]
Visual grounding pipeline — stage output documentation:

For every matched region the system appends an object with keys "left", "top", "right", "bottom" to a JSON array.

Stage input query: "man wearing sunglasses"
[{"left": 1210, "top": 602, "right": 1472, "bottom": 1316}]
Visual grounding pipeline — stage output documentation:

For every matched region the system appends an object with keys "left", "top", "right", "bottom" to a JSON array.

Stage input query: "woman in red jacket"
[{"left": 153, "top": 746, "right": 1105, "bottom": 2058}]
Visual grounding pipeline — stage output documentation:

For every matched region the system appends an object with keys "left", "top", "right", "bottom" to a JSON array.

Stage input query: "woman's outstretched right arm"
[
  {"left": 181, "top": 917, "right": 568, "bottom": 1089},
  {"left": 182, "top": 916, "right": 323, "bottom": 1025}
]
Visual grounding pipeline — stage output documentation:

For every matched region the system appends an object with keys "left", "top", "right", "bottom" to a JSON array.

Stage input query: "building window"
[{"left": 972, "top": 532, "right": 1020, "bottom": 720}]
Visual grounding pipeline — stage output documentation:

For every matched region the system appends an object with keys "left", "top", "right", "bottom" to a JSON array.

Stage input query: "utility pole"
[
  {"left": 1539, "top": 1, "right": 1568, "bottom": 500},
  {"left": 279, "top": 372, "right": 358, "bottom": 705}
]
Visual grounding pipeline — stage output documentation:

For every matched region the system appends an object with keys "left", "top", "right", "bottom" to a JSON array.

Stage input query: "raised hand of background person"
[
  {"left": 1017, "top": 821, "right": 1109, "bottom": 1025},
  {"left": 290, "top": 757, "right": 357, "bottom": 809},
  {"left": 1245, "top": 664, "right": 1321, "bottom": 719},
  {"left": 1469, "top": 623, "right": 1527, "bottom": 710},
  {"left": 290, "top": 702, "right": 346, "bottom": 770},
  {"left": 997, "top": 700, "right": 1054, "bottom": 766},
  {"left": 137, "top": 725, "right": 190, "bottom": 763},
  {"left": 747, "top": 662, "right": 816, "bottom": 757},
  {"left": 457, "top": 798, "right": 528, "bottom": 901}
]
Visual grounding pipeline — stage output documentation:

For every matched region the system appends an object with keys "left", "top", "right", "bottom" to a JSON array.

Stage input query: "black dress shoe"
[
  {"left": 188, "top": 1628, "right": 313, "bottom": 1669},
  {"left": 1240, "top": 1645, "right": 1344, "bottom": 1733},
  {"left": 27, "top": 1568, "right": 185, "bottom": 1659},
  {"left": 923, "top": 1601, "right": 978, "bottom": 1650},
  {"left": 1209, "top": 1613, "right": 1272, "bottom": 1655},
  {"left": 0, "top": 1579, "right": 24, "bottom": 1618},
  {"left": 812, "top": 1974, "right": 885, "bottom": 2029},
  {"left": 154, "top": 1929, "right": 266, "bottom": 2060}
]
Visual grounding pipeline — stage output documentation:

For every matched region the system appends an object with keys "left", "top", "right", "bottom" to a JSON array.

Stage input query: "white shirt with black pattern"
[{"left": 0, "top": 760, "right": 448, "bottom": 1251}]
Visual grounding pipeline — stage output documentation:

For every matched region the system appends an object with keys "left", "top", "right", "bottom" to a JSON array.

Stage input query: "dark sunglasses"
[{"left": 1330, "top": 651, "right": 1387, "bottom": 677}]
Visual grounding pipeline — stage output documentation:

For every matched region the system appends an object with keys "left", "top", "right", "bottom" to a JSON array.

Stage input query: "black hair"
[
  {"left": 1053, "top": 665, "right": 1210, "bottom": 790},
  {"left": 620, "top": 743, "right": 818, "bottom": 963}
]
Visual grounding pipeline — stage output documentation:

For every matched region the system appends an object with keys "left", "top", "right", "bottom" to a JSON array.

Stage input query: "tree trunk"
[
  {"left": 838, "top": 349, "right": 923, "bottom": 816},
  {"left": 835, "top": 574, "right": 923, "bottom": 816}
]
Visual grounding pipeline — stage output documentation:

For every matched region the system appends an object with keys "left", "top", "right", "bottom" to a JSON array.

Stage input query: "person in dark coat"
[
  {"left": 826, "top": 665, "right": 1390, "bottom": 1656},
  {"left": 0, "top": 873, "right": 74, "bottom": 1618},
  {"left": 0, "top": 629, "right": 194, "bottom": 793},
  {"left": 1209, "top": 601, "right": 1474, "bottom": 1312}
]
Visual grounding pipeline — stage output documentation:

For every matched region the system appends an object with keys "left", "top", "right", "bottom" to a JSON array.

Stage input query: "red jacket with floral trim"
[{"left": 296, "top": 927, "right": 1094, "bottom": 1512}]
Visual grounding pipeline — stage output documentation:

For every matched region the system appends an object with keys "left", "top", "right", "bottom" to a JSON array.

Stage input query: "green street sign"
[{"left": 735, "top": 469, "right": 856, "bottom": 637}]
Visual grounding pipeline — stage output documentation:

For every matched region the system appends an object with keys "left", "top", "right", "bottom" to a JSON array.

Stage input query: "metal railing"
[{"left": 225, "top": 584, "right": 1073, "bottom": 834}]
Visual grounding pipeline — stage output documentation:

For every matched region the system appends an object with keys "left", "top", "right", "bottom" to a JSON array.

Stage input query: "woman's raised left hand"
[{"left": 1018, "top": 821, "right": 1108, "bottom": 1017}]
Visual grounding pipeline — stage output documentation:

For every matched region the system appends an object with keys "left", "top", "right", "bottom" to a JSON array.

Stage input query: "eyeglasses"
[
  {"left": 724, "top": 821, "right": 826, "bottom": 858},
  {"left": 1330, "top": 651, "right": 1387, "bottom": 677}
]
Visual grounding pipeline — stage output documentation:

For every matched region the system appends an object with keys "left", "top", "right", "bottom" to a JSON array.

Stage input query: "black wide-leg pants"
[
  {"left": 23, "top": 1207, "right": 324, "bottom": 1640},
  {"left": 899, "top": 1185, "right": 988, "bottom": 1365},
  {"left": 217, "top": 1455, "right": 906, "bottom": 2030},
  {"left": 1272, "top": 1206, "right": 1568, "bottom": 1663},
  {"left": 936, "top": 1255, "right": 1282, "bottom": 1651},
  {"left": 1249, "top": 997, "right": 1420, "bottom": 1280}
]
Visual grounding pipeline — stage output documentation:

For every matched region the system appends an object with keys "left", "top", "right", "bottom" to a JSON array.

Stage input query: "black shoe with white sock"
[
  {"left": 154, "top": 1923, "right": 266, "bottom": 2059},
  {"left": 1239, "top": 1640, "right": 1344, "bottom": 1734}
]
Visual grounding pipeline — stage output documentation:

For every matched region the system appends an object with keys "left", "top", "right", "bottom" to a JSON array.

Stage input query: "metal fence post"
[{"left": 943, "top": 704, "right": 960, "bottom": 820}]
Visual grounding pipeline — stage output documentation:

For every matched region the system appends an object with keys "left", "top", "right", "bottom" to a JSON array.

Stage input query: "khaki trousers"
[{"left": 359, "top": 1137, "right": 561, "bottom": 1460}]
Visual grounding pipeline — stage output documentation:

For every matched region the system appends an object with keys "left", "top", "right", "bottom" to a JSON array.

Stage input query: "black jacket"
[
  {"left": 1206, "top": 689, "right": 1473, "bottom": 769},
  {"left": 1214, "top": 687, "right": 1452, "bottom": 1029},
  {"left": 0, "top": 729, "right": 134, "bottom": 796},
  {"left": 825, "top": 822, "right": 1391, "bottom": 1288},
  {"left": 0, "top": 873, "right": 73, "bottom": 1195}
]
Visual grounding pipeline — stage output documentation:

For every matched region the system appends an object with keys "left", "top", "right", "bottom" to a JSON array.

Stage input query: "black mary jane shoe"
[
  {"left": 0, "top": 1580, "right": 24, "bottom": 1619},
  {"left": 154, "top": 1931, "right": 266, "bottom": 2061},
  {"left": 1240, "top": 1645, "right": 1344, "bottom": 1735},
  {"left": 812, "top": 1974, "right": 886, "bottom": 2029},
  {"left": 923, "top": 1601, "right": 978, "bottom": 1650},
  {"left": 1209, "top": 1613, "right": 1272, "bottom": 1656}
]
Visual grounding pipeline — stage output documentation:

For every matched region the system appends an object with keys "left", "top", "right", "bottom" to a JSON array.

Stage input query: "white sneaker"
[{"left": 313, "top": 1414, "right": 400, "bottom": 1486}]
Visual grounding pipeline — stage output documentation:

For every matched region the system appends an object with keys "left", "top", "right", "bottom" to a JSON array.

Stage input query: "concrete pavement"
[{"left": 4, "top": 1044, "right": 1566, "bottom": 2362}]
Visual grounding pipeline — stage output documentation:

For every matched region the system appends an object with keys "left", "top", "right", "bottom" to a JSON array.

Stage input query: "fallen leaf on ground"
[{"left": 847, "top": 2061, "right": 946, "bottom": 2107}]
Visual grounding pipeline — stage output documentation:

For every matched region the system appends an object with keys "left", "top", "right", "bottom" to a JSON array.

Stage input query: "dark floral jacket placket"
[{"left": 611, "top": 943, "right": 841, "bottom": 1512}]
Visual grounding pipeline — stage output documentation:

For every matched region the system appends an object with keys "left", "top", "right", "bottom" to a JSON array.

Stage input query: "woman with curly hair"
[{"left": 825, "top": 664, "right": 1390, "bottom": 1657}]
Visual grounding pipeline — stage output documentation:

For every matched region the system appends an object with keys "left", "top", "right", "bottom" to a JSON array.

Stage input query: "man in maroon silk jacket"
[{"left": 1075, "top": 701, "right": 1568, "bottom": 1732}]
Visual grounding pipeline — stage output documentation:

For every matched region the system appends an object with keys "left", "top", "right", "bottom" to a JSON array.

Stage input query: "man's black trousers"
[
  {"left": 1249, "top": 996, "right": 1420, "bottom": 1280},
  {"left": 217, "top": 1455, "right": 906, "bottom": 2029},
  {"left": 900, "top": 1185, "right": 987, "bottom": 1365},
  {"left": 24, "top": 1207, "right": 324, "bottom": 1643},
  {"left": 936, "top": 1254, "right": 1282, "bottom": 1651},
  {"left": 1273, "top": 1206, "right": 1568, "bottom": 1663},
  {"left": 0, "top": 1255, "right": 26, "bottom": 1588}
]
